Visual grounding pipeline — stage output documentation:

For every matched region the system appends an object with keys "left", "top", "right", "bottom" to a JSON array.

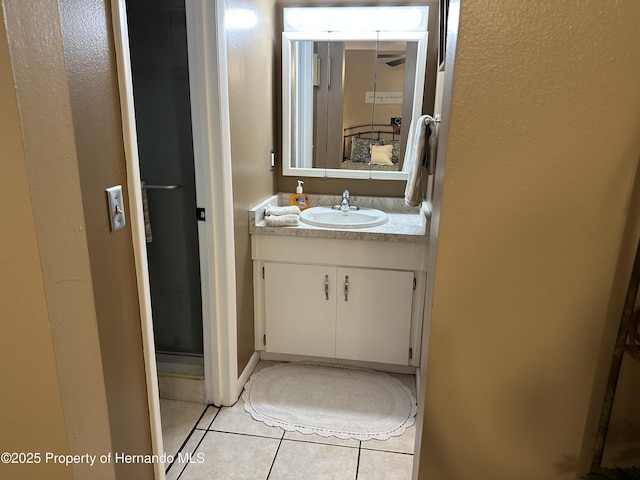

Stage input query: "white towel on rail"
[
  {"left": 425, "top": 119, "right": 440, "bottom": 176},
  {"left": 403, "top": 115, "right": 429, "bottom": 207}
]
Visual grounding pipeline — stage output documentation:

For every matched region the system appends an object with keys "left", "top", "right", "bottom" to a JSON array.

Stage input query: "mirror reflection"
[
  {"left": 307, "top": 40, "right": 411, "bottom": 172},
  {"left": 340, "top": 40, "right": 412, "bottom": 172},
  {"left": 282, "top": 6, "right": 429, "bottom": 180}
]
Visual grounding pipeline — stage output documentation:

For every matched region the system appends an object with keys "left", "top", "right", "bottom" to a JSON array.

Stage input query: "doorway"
[
  {"left": 126, "top": 0, "right": 205, "bottom": 381},
  {"left": 112, "top": 0, "right": 242, "bottom": 473},
  {"left": 124, "top": 0, "right": 208, "bottom": 467}
]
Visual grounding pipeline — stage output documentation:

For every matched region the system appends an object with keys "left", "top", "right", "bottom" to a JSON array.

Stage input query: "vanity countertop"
[{"left": 250, "top": 194, "right": 429, "bottom": 243}]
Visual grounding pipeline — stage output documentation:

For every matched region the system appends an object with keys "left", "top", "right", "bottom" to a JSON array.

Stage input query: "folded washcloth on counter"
[
  {"left": 265, "top": 205, "right": 301, "bottom": 216},
  {"left": 264, "top": 214, "right": 299, "bottom": 227}
]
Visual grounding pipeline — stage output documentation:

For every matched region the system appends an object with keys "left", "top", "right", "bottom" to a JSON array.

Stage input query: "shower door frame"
[{"left": 111, "top": 0, "right": 239, "bottom": 476}]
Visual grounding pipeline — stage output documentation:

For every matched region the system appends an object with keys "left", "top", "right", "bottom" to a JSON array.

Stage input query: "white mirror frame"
[{"left": 282, "top": 29, "right": 428, "bottom": 180}]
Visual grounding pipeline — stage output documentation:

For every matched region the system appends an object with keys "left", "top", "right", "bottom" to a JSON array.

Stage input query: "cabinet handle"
[
  {"left": 325, "top": 274, "right": 329, "bottom": 300},
  {"left": 344, "top": 275, "right": 349, "bottom": 301}
]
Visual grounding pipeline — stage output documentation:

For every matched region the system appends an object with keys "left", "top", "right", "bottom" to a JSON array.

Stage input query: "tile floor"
[{"left": 161, "top": 362, "right": 416, "bottom": 480}]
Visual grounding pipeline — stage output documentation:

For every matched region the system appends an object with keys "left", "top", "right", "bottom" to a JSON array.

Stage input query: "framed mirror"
[{"left": 282, "top": 6, "right": 429, "bottom": 180}]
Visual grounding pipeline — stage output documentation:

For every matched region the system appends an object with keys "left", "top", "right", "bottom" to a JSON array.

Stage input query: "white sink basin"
[{"left": 300, "top": 206, "right": 388, "bottom": 229}]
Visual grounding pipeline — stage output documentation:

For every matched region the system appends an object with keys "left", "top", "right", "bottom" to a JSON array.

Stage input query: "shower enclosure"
[{"left": 126, "top": 0, "right": 203, "bottom": 375}]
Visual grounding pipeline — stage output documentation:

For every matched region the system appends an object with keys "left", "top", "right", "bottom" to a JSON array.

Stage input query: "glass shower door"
[{"left": 126, "top": 0, "right": 203, "bottom": 356}]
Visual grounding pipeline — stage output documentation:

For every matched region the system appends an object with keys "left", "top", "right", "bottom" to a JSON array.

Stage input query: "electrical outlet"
[{"left": 106, "top": 185, "right": 126, "bottom": 233}]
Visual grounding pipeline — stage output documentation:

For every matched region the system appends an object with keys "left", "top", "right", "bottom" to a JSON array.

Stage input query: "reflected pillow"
[
  {"left": 350, "top": 137, "right": 379, "bottom": 162},
  {"left": 382, "top": 139, "right": 400, "bottom": 163},
  {"left": 370, "top": 144, "right": 394, "bottom": 165}
]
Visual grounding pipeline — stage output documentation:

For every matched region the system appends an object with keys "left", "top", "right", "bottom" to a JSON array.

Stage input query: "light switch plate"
[{"left": 106, "top": 185, "right": 126, "bottom": 233}]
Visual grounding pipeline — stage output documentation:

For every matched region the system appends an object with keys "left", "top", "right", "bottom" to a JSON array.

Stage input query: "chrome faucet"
[
  {"left": 340, "top": 190, "right": 351, "bottom": 211},
  {"left": 333, "top": 190, "right": 359, "bottom": 211}
]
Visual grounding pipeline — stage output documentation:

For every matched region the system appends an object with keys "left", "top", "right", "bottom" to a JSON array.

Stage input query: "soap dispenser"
[{"left": 289, "top": 180, "right": 309, "bottom": 210}]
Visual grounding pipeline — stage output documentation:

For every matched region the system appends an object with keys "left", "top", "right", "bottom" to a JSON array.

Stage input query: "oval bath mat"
[{"left": 242, "top": 362, "right": 417, "bottom": 441}]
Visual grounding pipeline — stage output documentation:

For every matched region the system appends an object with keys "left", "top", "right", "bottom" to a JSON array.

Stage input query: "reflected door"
[{"left": 126, "top": 0, "right": 203, "bottom": 355}]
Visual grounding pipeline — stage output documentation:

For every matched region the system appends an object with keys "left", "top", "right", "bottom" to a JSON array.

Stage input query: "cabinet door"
[
  {"left": 264, "top": 263, "right": 336, "bottom": 357},
  {"left": 336, "top": 267, "right": 414, "bottom": 365}
]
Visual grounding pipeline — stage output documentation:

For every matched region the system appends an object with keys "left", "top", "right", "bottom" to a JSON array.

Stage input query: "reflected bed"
[{"left": 342, "top": 123, "right": 402, "bottom": 171}]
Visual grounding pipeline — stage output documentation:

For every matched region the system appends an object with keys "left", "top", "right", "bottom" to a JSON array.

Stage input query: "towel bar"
[{"left": 423, "top": 114, "right": 441, "bottom": 125}]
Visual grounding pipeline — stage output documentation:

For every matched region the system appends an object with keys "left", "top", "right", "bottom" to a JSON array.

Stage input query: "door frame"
[
  {"left": 184, "top": 0, "right": 240, "bottom": 407},
  {"left": 411, "top": 0, "right": 460, "bottom": 478},
  {"left": 110, "top": 0, "right": 238, "bottom": 476}
]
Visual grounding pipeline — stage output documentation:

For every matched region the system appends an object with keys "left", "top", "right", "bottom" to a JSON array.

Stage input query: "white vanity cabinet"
[
  {"left": 264, "top": 263, "right": 337, "bottom": 358},
  {"left": 335, "top": 267, "right": 414, "bottom": 364},
  {"left": 264, "top": 263, "right": 414, "bottom": 365},
  {"left": 252, "top": 235, "right": 428, "bottom": 367}
]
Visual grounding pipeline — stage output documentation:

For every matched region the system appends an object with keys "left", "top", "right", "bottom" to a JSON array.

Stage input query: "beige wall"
[
  {"left": 0, "top": 8, "right": 75, "bottom": 479},
  {"left": 226, "top": 0, "right": 279, "bottom": 372},
  {"left": 342, "top": 49, "right": 405, "bottom": 132},
  {"left": 417, "top": 1, "right": 640, "bottom": 479},
  {"left": 1, "top": 0, "right": 153, "bottom": 478},
  {"left": 57, "top": 1, "right": 154, "bottom": 477}
]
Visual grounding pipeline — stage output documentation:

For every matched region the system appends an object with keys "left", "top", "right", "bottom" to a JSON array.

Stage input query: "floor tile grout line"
[
  {"left": 169, "top": 403, "right": 221, "bottom": 477},
  {"left": 202, "top": 426, "right": 284, "bottom": 441},
  {"left": 265, "top": 430, "right": 286, "bottom": 479},
  {"left": 281, "top": 436, "right": 360, "bottom": 450},
  {"left": 165, "top": 403, "right": 211, "bottom": 474},
  {"left": 201, "top": 404, "right": 222, "bottom": 430},
  {"left": 171, "top": 429, "right": 413, "bottom": 480},
  {"left": 176, "top": 426, "right": 283, "bottom": 480},
  {"left": 359, "top": 447, "right": 415, "bottom": 456},
  {"left": 199, "top": 426, "right": 408, "bottom": 452},
  {"left": 175, "top": 427, "right": 213, "bottom": 480}
]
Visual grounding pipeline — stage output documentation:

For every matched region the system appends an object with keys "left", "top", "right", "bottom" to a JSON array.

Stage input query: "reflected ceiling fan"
[{"left": 377, "top": 53, "right": 405, "bottom": 67}]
